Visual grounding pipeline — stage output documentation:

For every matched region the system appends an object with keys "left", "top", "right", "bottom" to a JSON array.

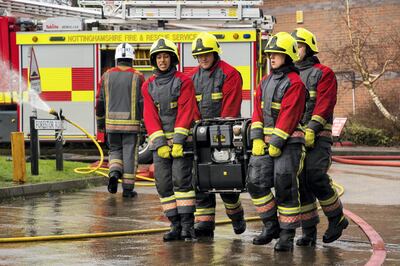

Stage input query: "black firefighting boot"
[
  {"left": 180, "top": 213, "right": 197, "bottom": 241},
  {"left": 232, "top": 217, "right": 247, "bottom": 235},
  {"left": 122, "top": 189, "right": 138, "bottom": 198},
  {"left": 296, "top": 226, "right": 317, "bottom": 247},
  {"left": 107, "top": 171, "right": 120, "bottom": 194},
  {"left": 253, "top": 217, "right": 280, "bottom": 245},
  {"left": 194, "top": 222, "right": 214, "bottom": 238},
  {"left": 163, "top": 215, "right": 182, "bottom": 242},
  {"left": 274, "top": 229, "right": 296, "bottom": 252},
  {"left": 323, "top": 215, "right": 349, "bottom": 243}
]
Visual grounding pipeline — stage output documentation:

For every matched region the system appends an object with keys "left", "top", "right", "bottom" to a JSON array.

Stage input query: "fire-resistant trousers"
[
  {"left": 194, "top": 192, "right": 244, "bottom": 230},
  {"left": 299, "top": 137, "right": 344, "bottom": 228},
  {"left": 108, "top": 133, "right": 139, "bottom": 191},
  {"left": 153, "top": 152, "right": 196, "bottom": 218},
  {"left": 247, "top": 143, "right": 305, "bottom": 229}
]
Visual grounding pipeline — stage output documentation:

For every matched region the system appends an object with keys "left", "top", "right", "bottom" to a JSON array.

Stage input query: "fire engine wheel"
[{"left": 138, "top": 137, "right": 153, "bottom": 164}]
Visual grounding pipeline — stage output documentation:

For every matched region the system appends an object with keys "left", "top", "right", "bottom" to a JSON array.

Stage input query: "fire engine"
[{"left": 0, "top": 0, "right": 274, "bottom": 162}]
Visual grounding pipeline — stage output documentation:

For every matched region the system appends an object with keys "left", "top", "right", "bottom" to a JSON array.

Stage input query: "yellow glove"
[
  {"left": 252, "top": 139, "right": 266, "bottom": 156},
  {"left": 157, "top": 145, "right": 171, "bottom": 159},
  {"left": 268, "top": 144, "right": 282, "bottom": 157},
  {"left": 305, "top": 128, "right": 315, "bottom": 148},
  {"left": 171, "top": 143, "right": 184, "bottom": 158}
]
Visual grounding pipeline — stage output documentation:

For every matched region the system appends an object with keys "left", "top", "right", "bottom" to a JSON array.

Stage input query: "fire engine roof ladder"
[
  {"left": 0, "top": 0, "right": 274, "bottom": 30},
  {"left": 0, "top": 0, "right": 104, "bottom": 19},
  {"left": 77, "top": 0, "right": 265, "bottom": 21}
]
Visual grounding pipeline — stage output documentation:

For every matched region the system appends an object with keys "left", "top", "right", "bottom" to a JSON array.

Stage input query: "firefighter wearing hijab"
[
  {"left": 96, "top": 43, "right": 144, "bottom": 198},
  {"left": 291, "top": 28, "right": 348, "bottom": 246},
  {"left": 248, "top": 32, "right": 307, "bottom": 251},
  {"left": 142, "top": 38, "right": 198, "bottom": 241},
  {"left": 189, "top": 32, "right": 246, "bottom": 238}
]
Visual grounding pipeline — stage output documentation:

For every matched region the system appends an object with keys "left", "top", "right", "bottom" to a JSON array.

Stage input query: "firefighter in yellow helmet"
[
  {"left": 142, "top": 38, "right": 198, "bottom": 241},
  {"left": 291, "top": 28, "right": 348, "bottom": 246},
  {"left": 189, "top": 32, "right": 246, "bottom": 238},
  {"left": 96, "top": 43, "right": 144, "bottom": 198},
  {"left": 247, "top": 32, "right": 307, "bottom": 251}
]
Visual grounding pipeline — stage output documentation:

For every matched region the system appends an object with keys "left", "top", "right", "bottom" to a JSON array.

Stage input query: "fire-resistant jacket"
[
  {"left": 142, "top": 67, "right": 197, "bottom": 150},
  {"left": 189, "top": 59, "right": 242, "bottom": 119},
  {"left": 251, "top": 67, "right": 307, "bottom": 149},
  {"left": 96, "top": 66, "right": 144, "bottom": 133},
  {"left": 296, "top": 56, "right": 337, "bottom": 135}
]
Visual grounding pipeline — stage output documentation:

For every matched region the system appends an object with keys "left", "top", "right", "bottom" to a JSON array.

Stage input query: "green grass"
[{"left": 0, "top": 156, "right": 97, "bottom": 187}]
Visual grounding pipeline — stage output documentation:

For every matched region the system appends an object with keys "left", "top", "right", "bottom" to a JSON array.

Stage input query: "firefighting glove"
[
  {"left": 171, "top": 144, "right": 184, "bottom": 158},
  {"left": 268, "top": 144, "right": 282, "bottom": 157},
  {"left": 157, "top": 145, "right": 171, "bottom": 159},
  {"left": 252, "top": 139, "right": 266, "bottom": 156},
  {"left": 305, "top": 128, "right": 316, "bottom": 148}
]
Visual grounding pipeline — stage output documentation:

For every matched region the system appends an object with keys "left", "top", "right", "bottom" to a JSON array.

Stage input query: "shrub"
[
  {"left": 342, "top": 88, "right": 400, "bottom": 146},
  {"left": 342, "top": 123, "right": 393, "bottom": 146}
]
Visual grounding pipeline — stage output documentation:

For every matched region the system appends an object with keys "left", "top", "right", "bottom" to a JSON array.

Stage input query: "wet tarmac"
[{"left": 0, "top": 162, "right": 399, "bottom": 265}]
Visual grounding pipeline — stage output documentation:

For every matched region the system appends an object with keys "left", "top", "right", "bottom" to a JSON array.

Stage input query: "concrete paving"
[{"left": 0, "top": 161, "right": 399, "bottom": 265}]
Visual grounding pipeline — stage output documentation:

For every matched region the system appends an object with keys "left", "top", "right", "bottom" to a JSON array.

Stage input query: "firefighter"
[
  {"left": 96, "top": 43, "right": 144, "bottom": 198},
  {"left": 291, "top": 28, "right": 348, "bottom": 246},
  {"left": 142, "top": 38, "right": 197, "bottom": 241},
  {"left": 247, "top": 32, "right": 306, "bottom": 251},
  {"left": 189, "top": 32, "right": 246, "bottom": 238}
]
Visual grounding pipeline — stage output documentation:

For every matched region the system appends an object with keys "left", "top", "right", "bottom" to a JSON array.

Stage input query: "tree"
[{"left": 332, "top": 0, "right": 399, "bottom": 125}]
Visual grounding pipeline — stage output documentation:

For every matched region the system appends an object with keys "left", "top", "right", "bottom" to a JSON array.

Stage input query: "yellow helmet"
[
  {"left": 192, "top": 32, "right": 221, "bottom": 57},
  {"left": 291, "top": 28, "right": 319, "bottom": 53},
  {"left": 264, "top": 32, "right": 300, "bottom": 62},
  {"left": 150, "top": 38, "right": 179, "bottom": 67}
]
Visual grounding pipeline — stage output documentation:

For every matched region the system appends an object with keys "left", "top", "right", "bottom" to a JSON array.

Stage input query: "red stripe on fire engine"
[
  {"left": 40, "top": 91, "right": 71, "bottom": 101},
  {"left": 242, "top": 90, "right": 251, "bottom": 100},
  {"left": 72, "top": 67, "right": 94, "bottom": 91},
  {"left": 22, "top": 68, "right": 28, "bottom": 83}
]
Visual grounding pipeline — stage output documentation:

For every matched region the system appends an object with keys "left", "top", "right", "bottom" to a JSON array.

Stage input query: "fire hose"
[
  {"left": 332, "top": 155, "right": 400, "bottom": 167},
  {"left": 53, "top": 111, "right": 155, "bottom": 186}
]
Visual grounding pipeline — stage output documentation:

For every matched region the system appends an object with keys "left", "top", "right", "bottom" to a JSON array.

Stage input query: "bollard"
[
  {"left": 30, "top": 116, "right": 39, "bottom": 175},
  {"left": 11, "top": 132, "right": 26, "bottom": 183},
  {"left": 55, "top": 129, "right": 63, "bottom": 171}
]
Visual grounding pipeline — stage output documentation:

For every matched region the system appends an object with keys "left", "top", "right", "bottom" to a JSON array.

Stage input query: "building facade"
[{"left": 263, "top": 0, "right": 400, "bottom": 118}]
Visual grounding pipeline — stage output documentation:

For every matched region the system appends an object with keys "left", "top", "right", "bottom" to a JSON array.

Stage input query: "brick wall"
[{"left": 262, "top": 0, "right": 400, "bottom": 118}]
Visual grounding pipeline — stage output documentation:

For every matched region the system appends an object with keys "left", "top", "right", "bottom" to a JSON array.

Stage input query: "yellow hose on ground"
[
  {"left": 65, "top": 118, "right": 104, "bottom": 175},
  {"left": 0, "top": 181, "right": 344, "bottom": 243},
  {"left": 64, "top": 118, "right": 155, "bottom": 185}
]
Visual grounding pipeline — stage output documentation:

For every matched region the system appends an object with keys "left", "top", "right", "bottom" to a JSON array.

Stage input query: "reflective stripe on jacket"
[
  {"left": 251, "top": 68, "right": 306, "bottom": 149},
  {"left": 296, "top": 56, "right": 337, "bottom": 134},
  {"left": 96, "top": 66, "right": 144, "bottom": 133},
  {"left": 190, "top": 60, "right": 242, "bottom": 119},
  {"left": 142, "top": 68, "right": 197, "bottom": 150}
]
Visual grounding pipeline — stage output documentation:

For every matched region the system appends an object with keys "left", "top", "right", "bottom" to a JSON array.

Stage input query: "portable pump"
[{"left": 192, "top": 118, "right": 252, "bottom": 193}]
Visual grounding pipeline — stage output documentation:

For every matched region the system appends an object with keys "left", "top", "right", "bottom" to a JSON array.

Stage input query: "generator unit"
[{"left": 192, "top": 118, "right": 252, "bottom": 193}]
